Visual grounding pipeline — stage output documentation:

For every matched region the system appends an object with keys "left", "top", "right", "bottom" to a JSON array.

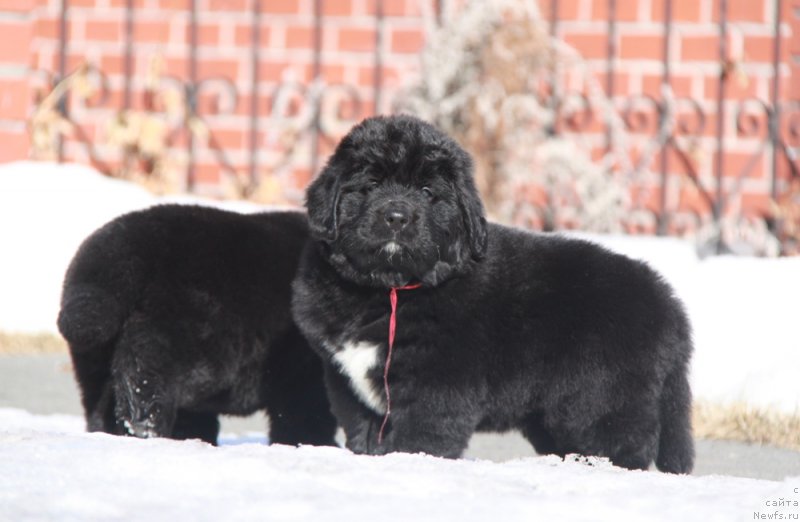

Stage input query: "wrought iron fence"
[{"left": 35, "top": 0, "right": 799, "bottom": 253}]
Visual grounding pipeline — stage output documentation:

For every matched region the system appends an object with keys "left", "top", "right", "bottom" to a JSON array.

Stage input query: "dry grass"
[
  {"left": 693, "top": 401, "right": 800, "bottom": 451},
  {"left": 0, "top": 331, "right": 68, "bottom": 354}
]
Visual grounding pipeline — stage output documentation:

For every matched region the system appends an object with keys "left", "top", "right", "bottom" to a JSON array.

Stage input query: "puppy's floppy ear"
[
  {"left": 456, "top": 167, "right": 489, "bottom": 260},
  {"left": 305, "top": 168, "right": 342, "bottom": 242}
]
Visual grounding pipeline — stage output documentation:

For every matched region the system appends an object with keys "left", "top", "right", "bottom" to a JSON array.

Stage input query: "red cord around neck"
[{"left": 377, "top": 283, "right": 421, "bottom": 445}]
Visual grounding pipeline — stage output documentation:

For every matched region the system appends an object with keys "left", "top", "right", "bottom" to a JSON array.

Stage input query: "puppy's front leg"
[
  {"left": 322, "top": 363, "right": 383, "bottom": 454},
  {"left": 376, "top": 387, "right": 477, "bottom": 459}
]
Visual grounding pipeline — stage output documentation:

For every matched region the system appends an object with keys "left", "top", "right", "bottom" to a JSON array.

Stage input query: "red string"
[{"left": 377, "top": 283, "right": 421, "bottom": 445}]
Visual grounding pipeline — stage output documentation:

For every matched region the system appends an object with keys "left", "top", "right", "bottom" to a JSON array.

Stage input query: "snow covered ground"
[
  {"left": 0, "top": 408, "right": 796, "bottom": 522},
  {"left": 1, "top": 160, "right": 798, "bottom": 413},
  {"left": 1, "top": 161, "right": 799, "bottom": 521}
]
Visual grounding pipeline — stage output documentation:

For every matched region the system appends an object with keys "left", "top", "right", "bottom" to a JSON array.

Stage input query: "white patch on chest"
[{"left": 332, "top": 341, "right": 385, "bottom": 413}]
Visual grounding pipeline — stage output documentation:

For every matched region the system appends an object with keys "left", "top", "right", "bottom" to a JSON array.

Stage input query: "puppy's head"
[{"left": 305, "top": 115, "right": 487, "bottom": 288}]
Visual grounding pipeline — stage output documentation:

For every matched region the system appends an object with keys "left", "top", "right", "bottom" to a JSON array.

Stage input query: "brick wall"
[{"left": 0, "top": 0, "right": 796, "bottom": 221}]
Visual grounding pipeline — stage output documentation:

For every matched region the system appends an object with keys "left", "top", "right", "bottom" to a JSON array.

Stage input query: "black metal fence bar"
[
  {"left": 248, "top": 0, "right": 262, "bottom": 189},
  {"left": 373, "top": 0, "right": 384, "bottom": 113},
  {"left": 714, "top": 0, "right": 728, "bottom": 234},
  {"left": 57, "top": 0, "right": 69, "bottom": 162},
  {"left": 770, "top": 0, "right": 783, "bottom": 201},
  {"left": 605, "top": 0, "right": 616, "bottom": 152},
  {"left": 309, "top": 0, "right": 323, "bottom": 177},
  {"left": 658, "top": 0, "right": 673, "bottom": 235},
  {"left": 123, "top": 0, "right": 133, "bottom": 110},
  {"left": 186, "top": 0, "right": 198, "bottom": 191}
]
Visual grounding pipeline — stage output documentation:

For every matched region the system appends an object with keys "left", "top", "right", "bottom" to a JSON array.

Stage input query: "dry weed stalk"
[
  {"left": 693, "top": 401, "right": 800, "bottom": 450},
  {"left": 400, "top": 0, "right": 628, "bottom": 232}
]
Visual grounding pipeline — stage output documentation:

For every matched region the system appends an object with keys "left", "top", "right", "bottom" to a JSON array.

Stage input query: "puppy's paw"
[{"left": 563, "top": 453, "right": 612, "bottom": 468}]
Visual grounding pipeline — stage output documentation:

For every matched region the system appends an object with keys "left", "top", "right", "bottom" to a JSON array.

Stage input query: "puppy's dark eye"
[
  {"left": 421, "top": 187, "right": 436, "bottom": 202},
  {"left": 360, "top": 180, "right": 379, "bottom": 195}
]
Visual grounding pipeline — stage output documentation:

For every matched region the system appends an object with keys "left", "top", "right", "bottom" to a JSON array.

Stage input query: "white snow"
[
  {"left": 1, "top": 160, "right": 799, "bottom": 521},
  {"left": 0, "top": 408, "right": 795, "bottom": 522}
]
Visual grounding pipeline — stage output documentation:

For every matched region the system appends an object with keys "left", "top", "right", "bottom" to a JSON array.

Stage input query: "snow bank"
[
  {"left": 0, "top": 409, "right": 793, "bottom": 522},
  {"left": 0, "top": 160, "right": 798, "bottom": 414}
]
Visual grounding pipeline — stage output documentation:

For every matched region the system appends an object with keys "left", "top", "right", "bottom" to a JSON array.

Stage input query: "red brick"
[
  {"left": 681, "top": 35, "right": 718, "bottom": 61},
  {"left": 30, "top": 49, "right": 57, "bottom": 71},
  {"left": 197, "top": 58, "right": 240, "bottom": 79},
  {"left": 137, "top": 21, "right": 170, "bottom": 43},
  {"left": 207, "top": 128, "right": 244, "bottom": 149},
  {"left": 323, "top": 0, "right": 353, "bottom": 16},
  {"left": 642, "top": 74, "right": 692, "bottom": 98},
  {"left": 0, "top": 0, "right": 35, "bottom": 11},
  {"left": 109, "top": 0, "right": 145, "bottom": 6},
  {"left": 741, "top": 192, "right": 772, "bottom": 215},
  {"left": 389, "top": 28, "right": 423, "bottom": 53},
  {"left": 712, "top": 0, "right": 766, "bottom": 22},
  {"left": 209, "top": 0, "right": 247, "bottom": 10},
  {"left": 286, "top": 24, "right": 313, "bottom": 48},
  {"left": 261, "top": 0, "right": 299, "bottom": 15},
  {"left": 235, "top": 23, "right": 272, "bottom": 46},
  {"left": 193, "top": 24, "right": 221, "bottom": 47},
  {"left": 0, "top": 21, "right": 31, "bottom": 63},
  {"left": 704, "top": 73, "right": 759, "bottom": 100},
  {"left": 290, "top": 166, "right": 313, "bottom": 190},
  {"left": 358, "top": 65, "right": 376, "bottom": 87},
  {"left": 321, "top": 64, "right": 345, "bottom": 83},
  {"left": 365, "top": 0, "right": 407, "bottom": 17},
  {"left": 619, "top": 34, "right": 663, "bottom": 59},
  {"left": 791, "top": 30, "right": 800, "bottom": 57},
  {"left": 158, "top": 0, "right": 189, "bottom": 9},
  {"left": 0, "top": 128, "right": 29, "bottom": 162},
  {"left": 563, "top": 32, "right": 609, "bottom": 60},
  {"left": 652, "top": 0, "right": 702, "bottom": 21},
  {"left": 339, "top": 28, "right": 376, "bottom": 52},
  {"left": 743, "top": 35, "right": 777, "bottom": 63},
  {"left": 719, "top": 151, "right": 767, "bottom": 179},
  {"left": 258, "top": 60, "right": 291, "bottom": 82},
  {"left": 538, "top": 0, "right": 580, "bottom": 20},
  {"left": 34, "top": 17, "right": 59, "bottom": 39},
  {"left": 100, "top": 54, "right": 126, "bottom": 75},
  {"left": 165, "top": 57, "right": 189, "bottom": 77},
  {"left": 591, "top": 0, "right": 638, "bottom": 21},
  {"left": 85, "top": 20, "right": 122, "bottom": 42},
  {"left": 193, "top": 163, "right": 221, "bottom": 184},
  {"left": 0, "top": 78, "right": 30, "bottom": 120}
]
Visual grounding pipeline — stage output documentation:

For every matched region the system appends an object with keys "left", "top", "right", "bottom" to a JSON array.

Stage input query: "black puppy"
[
  {"left": 292, "top": 115, "right": 694, "bottom": 473},
  {"left": 58, "top": 205, "right": 337, "bottom": 446}
]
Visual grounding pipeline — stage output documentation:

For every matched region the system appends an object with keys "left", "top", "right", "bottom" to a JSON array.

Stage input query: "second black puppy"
[
  {"left": 292, "top": 115, "right": 695, "bottom": 473},
  {"left": 58, "top": 205, "right": 337, "bottom": 446}
]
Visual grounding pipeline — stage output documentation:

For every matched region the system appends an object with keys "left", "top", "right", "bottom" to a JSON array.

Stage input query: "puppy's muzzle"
[{"left": 380, "top": 201, "right": 415, "bottom": 234}]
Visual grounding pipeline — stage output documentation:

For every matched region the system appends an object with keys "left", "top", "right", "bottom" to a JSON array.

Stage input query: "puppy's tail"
[
  {"left": 655, "top": 362, "right": 695, "bottom": 474},
  {"left": 57, "top": 284, "right": 125, "bottom": 351}
]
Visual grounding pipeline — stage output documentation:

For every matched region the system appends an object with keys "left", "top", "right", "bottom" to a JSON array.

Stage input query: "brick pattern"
[
  {"left": 546, "top": 0, "right": 796, "bottom": 224},
  {"left": 0, "top": 0, "right": 795, "bottom": 219}
]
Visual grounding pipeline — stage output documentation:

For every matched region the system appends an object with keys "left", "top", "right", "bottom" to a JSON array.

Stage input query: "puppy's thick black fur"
[
  {"left": 58, "top": 205, "right": 337, "bottom": 446},
  {"left": 292, "top": 115, "right": 694, "bottom": 473}
]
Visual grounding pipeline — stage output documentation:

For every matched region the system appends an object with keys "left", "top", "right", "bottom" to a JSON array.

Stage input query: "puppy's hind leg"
[
  {"left": 111, "top": 314, "right": 177, "bottom": 439},
  {"left": 263, "top": 333, "right": 338, "bottom": 447},
  {"left": 655, "top": 365, "right": 695, "bottom": 474},
  {"left": 172, "top": 410, "right": 220, "bottom": 445},
  {"left": 580, "top": 406, "right": 660, "bottom": 471},
  {"left": 520, "top": 411, "right": 563, "bottom": 456}
]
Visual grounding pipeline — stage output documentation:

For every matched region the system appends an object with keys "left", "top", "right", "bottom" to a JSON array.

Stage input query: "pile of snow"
[
  {"left": 0, "top": 160, "right": 798, "bottom": 416},
  {"left": 0, "top": 408, "right": 793, "bottom": 522}
]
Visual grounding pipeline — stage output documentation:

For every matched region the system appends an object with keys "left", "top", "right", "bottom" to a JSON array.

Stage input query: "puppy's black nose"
[{"left": 384, "top": 209, "right": 410, "bottom": 232}]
